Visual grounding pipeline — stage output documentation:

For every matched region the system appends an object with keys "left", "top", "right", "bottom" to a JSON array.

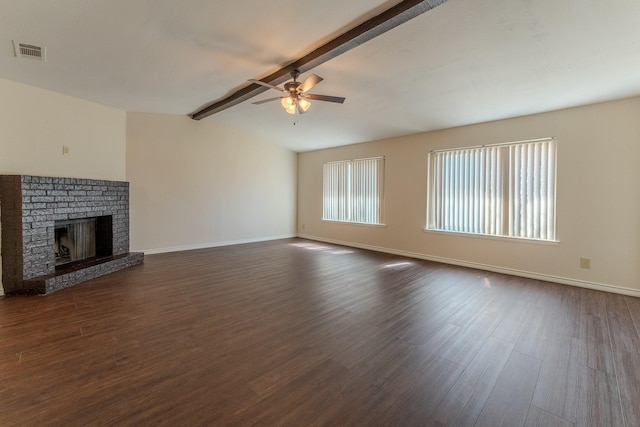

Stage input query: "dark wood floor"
[{"left": 1, "top": 238, "right": 639, "bottom": 426}]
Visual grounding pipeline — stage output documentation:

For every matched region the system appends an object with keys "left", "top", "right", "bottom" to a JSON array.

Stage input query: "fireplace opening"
[{"left": 54, "top": 215, "right": 113, "bottom": 269}]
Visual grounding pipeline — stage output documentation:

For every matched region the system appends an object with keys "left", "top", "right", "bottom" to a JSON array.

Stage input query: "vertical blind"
[
  {"left": 508, "top": 140, "right": 556, "bottom": 240},
  {"left": 323, "top": 161, "right": 351, "bottom": 222},
  {"left": 323, "top": 157, "right": 384, "bottom": 224},
  {"left": 427, "top": 138, "right": 556, "bottom": 241}
]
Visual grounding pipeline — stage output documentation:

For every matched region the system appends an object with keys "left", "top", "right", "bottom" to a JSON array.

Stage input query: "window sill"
[
  {"left": 423, "top": 228, "right": 559, "bottom": 246},
  {"left": 322, "top": 219, "right": 387, "bottom": 228}
]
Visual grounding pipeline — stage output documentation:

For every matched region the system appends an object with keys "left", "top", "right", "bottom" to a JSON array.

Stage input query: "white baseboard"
[
  {"left": 297, "top": 233, "right": 640, "bottom": 298},
  {"left": 139, "top": 234, "right": 297, "bottom": 255}
]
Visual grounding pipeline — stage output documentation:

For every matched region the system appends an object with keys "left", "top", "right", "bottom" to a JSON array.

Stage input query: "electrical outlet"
[
  {"left": 580, "top": 258, "right": 591, "bottom": 269},
  {"left": 62, "top": 145, "right": 70, "bottom": 155},
  {"left": 301, "top": 223, "right": 306, "bottom": 230}
]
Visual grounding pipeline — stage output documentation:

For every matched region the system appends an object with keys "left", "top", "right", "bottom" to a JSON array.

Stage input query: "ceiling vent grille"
[{"left": 13, "top": 41, "right": 46, "bottom": 61}]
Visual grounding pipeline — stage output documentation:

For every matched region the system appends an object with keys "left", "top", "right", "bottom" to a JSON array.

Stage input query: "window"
[
  {"left": 427, "top": 138, "right": 557, "bottom": 241},
  {"left": 323, "top": 157, "right": 384, "bottom": 225}
]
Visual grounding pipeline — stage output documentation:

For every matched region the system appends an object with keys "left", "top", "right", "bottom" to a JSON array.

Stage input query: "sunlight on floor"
[
  {"left": 484, "top": 277, "right": 492, "bottom": 288},
  {"left": 380, "top": 261, "right": 414, "bottom": 269},
  {"left": 290, "top": 242, "right": 354, "bottom": 255}
]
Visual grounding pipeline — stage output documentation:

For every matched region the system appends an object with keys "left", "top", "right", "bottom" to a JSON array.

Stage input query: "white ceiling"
[{"left": 2, "top": 0, "right": 640, "bottom": 152}]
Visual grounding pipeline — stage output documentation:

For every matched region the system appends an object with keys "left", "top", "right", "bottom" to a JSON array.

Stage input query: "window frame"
[
  {"left": 322, "top": 156, "right": 385, "bottom": 226},
  {"left": 426, "top": 138, "right": 558, "bottom": 243}
]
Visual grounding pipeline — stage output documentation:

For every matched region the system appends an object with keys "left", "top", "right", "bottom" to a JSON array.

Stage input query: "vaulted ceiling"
[{"left": 1, "top": 0, "right": 640, "bottom": 151}]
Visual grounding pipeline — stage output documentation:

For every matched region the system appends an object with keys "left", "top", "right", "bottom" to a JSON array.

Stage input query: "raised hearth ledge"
[{"left": 23, "top": 253, "right": 144, "bottom": 294}]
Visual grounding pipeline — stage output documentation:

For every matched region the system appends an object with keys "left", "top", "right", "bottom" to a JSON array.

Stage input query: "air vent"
[{"left": 12, "top": 41, "right": 46, "bottom": 61}]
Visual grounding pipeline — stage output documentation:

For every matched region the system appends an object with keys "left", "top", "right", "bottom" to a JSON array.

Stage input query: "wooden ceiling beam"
[{"left": 190, "top": 0, "right": 446, "bottom": 120}]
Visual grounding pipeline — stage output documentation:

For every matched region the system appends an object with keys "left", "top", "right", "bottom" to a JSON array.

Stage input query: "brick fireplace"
[{"left": 0, "top": 175, "right": 143, "bottom": 295}]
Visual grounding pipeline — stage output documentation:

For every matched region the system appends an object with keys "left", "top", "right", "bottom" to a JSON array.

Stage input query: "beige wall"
[
  {"left": 126, "top": 112, "right": 297, "bottom": 253},
  {"left": 298, "top": 97, "right": 640, "bottom": 296},
  {"left": 0, "top": 78, "right": 126, "bottom": 180},
  {"left": 0, "top": 78, "right": 127, "bottom": 295}
]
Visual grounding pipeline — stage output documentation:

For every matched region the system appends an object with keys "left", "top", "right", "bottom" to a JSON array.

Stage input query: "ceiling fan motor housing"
[{"left": 284, "top": 81, "right": 301, "bottom": 93}]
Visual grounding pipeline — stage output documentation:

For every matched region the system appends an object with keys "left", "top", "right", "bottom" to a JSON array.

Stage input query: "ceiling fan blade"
[
  {"left": 304, "top": 93, "right": 346, "bottom": 104},
  {"left": 252, "top": 96, "right": 283, "bottom": 105},
  {"left": 248, "top": 79, "right": 286, "bottom": 92},
  {"left": 299, "top": 74, "right": 323, "bottom": 93}
]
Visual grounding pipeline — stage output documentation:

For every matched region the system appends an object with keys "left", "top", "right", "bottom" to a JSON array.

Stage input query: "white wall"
[
  {"left": 0, "top": 78, "right": 127, "bottom": 295},
  {"left": 126, "top": 112, "right": 297, "bottom": 253},
  {"left": 298, "top": 97, "right": 640, "bottom": 296}
]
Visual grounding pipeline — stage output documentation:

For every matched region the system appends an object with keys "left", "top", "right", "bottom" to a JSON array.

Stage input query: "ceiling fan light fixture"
[
  {"left": 285, "top": 102, "right": 297, "bottom": 115},
  {"left": 281, "top": 95, "right": 310, "bottom": 114},
  {"left": 298, "top": 98, "right": 311, "bottom": 112},
  {"left": 281, "top": 96, "right": 294, "bottom": 108}
]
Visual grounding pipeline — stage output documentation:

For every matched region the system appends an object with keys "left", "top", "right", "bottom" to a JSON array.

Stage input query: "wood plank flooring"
[{"left": 0, "top": 238, "right": 639, "bottom": 426}]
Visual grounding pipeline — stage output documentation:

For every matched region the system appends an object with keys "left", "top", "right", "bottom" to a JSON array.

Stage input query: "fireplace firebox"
[{"left": 54, "top": 216, "right": 113, "bottom": 268}]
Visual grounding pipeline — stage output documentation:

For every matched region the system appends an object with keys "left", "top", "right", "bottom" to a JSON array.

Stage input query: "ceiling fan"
[{"left": 249, "top": 70, "right": 345, "bottom": 115}]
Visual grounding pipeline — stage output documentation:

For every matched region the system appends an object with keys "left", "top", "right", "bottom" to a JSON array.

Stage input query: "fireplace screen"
[
  {"left": 54, "top": 218, "right": 97, "bottom": 265},
  {"left": 53, "top": 216, "right": 113, "bottom": 267}
]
